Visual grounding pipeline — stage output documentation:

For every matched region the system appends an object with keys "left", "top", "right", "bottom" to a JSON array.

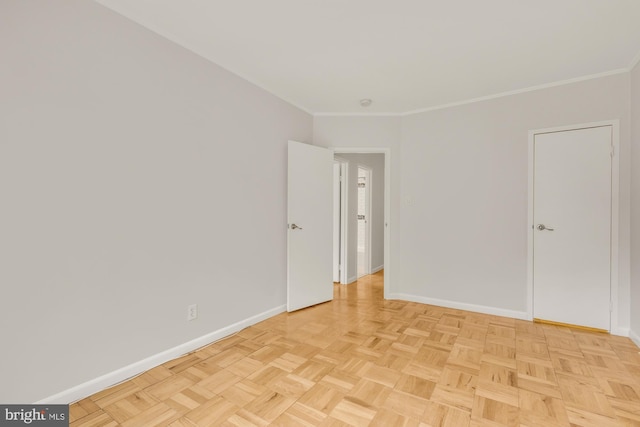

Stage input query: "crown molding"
[
  {"left": 313, "top": 69, "right": 630, "bottom": 118},
  {"left": 314, "top": 112, "right": 403, "bottom": 117},
  {"left": 399, "top": 68, "right": 629, "bottom": 117}
]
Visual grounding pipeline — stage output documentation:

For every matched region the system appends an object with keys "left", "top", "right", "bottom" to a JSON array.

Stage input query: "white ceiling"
[{"left": 95, "top": 0, "right": 640, "bottom": 115}]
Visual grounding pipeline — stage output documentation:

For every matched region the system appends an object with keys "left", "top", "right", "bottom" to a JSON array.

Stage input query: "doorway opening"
[
  {"left": 333, "top": 159, "right": 347, "bottom": 284},
  {"left": 331, "top": 148, "right": 390, "bottom": 299}
]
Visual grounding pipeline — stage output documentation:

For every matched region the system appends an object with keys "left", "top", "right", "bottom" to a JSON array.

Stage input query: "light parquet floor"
[{"left": 70, "top": 271, "right": 640, "bottom": 426}]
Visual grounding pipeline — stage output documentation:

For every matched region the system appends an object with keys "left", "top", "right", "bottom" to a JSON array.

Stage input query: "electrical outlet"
[{"left": 187, "top": 304, "right": 197, "bottom": 321}]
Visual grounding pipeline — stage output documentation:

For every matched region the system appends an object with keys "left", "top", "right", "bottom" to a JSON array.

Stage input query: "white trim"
[
  {"left": 401, "top": 70, "right": 628, "bottom": 117},
  {"left": 371, "top": 264, "right": 384, "bottom": 274},
  {"left": 612, "top": 327, "right": 630, "bottom": 338},
  {"left": 346, "top": 274, "right": 358, "bottom": 284},
  {"left": 315, "top": 112, "right": 403, "bottom": 117},
  {"left": 527, "top": 131, "right": 535, "bottom": 320},
  {"left": 333, "top": 158, "right": 349, "bottom": 285},
  {"left": 332, "top": 148, "right": 391, "bottom": 299},
  {"left": 630, "top": 329, "right": 640, "bottom": 348},
  {"left": 341, "top": 162, "right": 349, "bottom": 284},
  {"left": 610, "top": 122, "right": 621, "bottom": 335},
  {"left": 340, "top": 161, "right": 349, "bottom": 284},
  {"left": 389, "top": 293, "right": 529, "bottom": 321},
  {"left": 36, "top": 304, "right": 286, "bottom": 404},
  {"left": 527, "top": 120, "right": 621, "bottom": 332},
  {"left": 332, "top": 161, "right": 341, "bottom": 283}
]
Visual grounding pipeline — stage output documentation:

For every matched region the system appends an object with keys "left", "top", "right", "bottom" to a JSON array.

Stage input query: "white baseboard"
[
  {"left": 389, "top": 293, "right": 529, "bottom": 321},
  {"left": 370, "top": 265, "right": 384, "bottom": 274},
  {"left": 36, "top": 304, "right": 286, "bottom": 405},
  {"left": 611, "top": 327, "right": 629, "bottom": 337},
  {"left": 630, "top": 329, "right": 640, "bottom": 348},
  {"left": 344, "top": 268, "right": 382, "bottom": 285}
]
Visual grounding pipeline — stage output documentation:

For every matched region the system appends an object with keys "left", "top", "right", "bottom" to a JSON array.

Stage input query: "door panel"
[
  {"left": 287, "top": 141, "right": 333, "bottom": 312},
  {"left": 533, "top": 126, "right": 612, "bottom": 330},
  {"left": 357, "top": 167, "right": 371, "bottom": 278}
]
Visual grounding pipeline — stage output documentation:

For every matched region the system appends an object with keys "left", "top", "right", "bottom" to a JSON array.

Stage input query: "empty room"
[{"left": 2, "top": 1, "right": 640, "bottom": 426}]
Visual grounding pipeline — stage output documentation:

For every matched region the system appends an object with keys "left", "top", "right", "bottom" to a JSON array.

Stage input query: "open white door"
[{"left": 287, "top": 141, "right": 333, "bottom": 312}]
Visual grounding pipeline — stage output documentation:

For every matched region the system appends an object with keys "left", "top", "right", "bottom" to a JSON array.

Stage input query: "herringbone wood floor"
[{"left": 70, "top": 271, "right": 640, "bottom": 426}]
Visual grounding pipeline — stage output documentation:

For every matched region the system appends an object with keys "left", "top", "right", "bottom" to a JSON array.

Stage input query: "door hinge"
[{"left": 610, "top": 146, "right": 615, "bottom": 157}]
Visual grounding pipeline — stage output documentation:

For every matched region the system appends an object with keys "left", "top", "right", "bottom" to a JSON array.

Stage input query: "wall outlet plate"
[{"left": 187, "top": 304, "right": 197, "bottom": 321}]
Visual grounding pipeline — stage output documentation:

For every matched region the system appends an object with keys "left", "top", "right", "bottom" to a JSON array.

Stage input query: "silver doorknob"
[
  {"left": 537, "top": 224, "right": 554, "bottom": 231},
  {"left": 290, "top": 223, "right": 303, "bottom": 230}
]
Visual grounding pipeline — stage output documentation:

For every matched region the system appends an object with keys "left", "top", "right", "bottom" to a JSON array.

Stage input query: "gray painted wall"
[
  {"left": 400, "top": 74, "right": 630, "bottom": 320},
  {"left": 314, "top": 117, "right": 402, "bottom": 295},
  {"left": 335, "top": 153, "right": 385, "bottom": 282},
  {"left": 315, "top": 74, "right": 632, "bottom": 331},
  {"left": 0, "top": 1, "right": 312, "bottom": 403},
  {"left": 631, "top": 62, "right": 640, "bottom": 342}
]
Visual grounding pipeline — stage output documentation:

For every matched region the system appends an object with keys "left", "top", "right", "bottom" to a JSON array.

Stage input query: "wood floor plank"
[
  {"left": 69, "top": 271, "right": 640, "bottom": 427},
  {"left": 272, "top": 402, "right": 327, "bottom": 426},
  {"left": 518, "top": 389, "right": 570, "bottom": 427},
  {"left": 471, "top": 395, "right": 518, "bottom": 427},
  {"left": 368, "top": 407, "right": 420, "bottom": 427},
  {"left": 70, "top": 410, "right": 118, "bottom": 427},
  {"left": 328, "top": 397, "right": 377, "bottom": 426},
  {"left": 219, "top": 379, "right": 267, "bottom": 408},
  {"left": 69, "top": 398, "right": 101, "bottom": 423},
  {"left": 102, "top": 390, "right": 160, "bottom": 423},
  {"left": 119, "top": 403, "right": 180, "bottom": 427},
  {"left": 132, "top": 366, "right": 174, "bottom": 389},
  {"left": 421, "top": 400, "right": 471, "bottom": 427},
  {"left": 144, "top": 374, "right": 195, "bottom": 402}
]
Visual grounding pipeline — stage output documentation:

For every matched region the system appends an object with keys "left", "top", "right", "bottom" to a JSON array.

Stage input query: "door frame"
[
  {"left": 526, "top": 120, "right": 620, "bottom": 332},
  {"left": 333, "top": 147, "right": 390, "bottom": 300},
  {"left": 332, "top": 161, "right": 341, "bottom": 283},
  {"left": 333, "top": 157, "right": 349, "bottom": 284}
]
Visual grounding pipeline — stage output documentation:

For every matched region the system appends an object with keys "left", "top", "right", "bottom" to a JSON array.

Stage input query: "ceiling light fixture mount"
[{"left": 359, "top": 98, "right": 372, "bottom": 107}]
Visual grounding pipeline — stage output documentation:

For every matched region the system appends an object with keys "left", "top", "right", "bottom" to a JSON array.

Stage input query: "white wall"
[
  {"left": 315, "top": 74, "right": 631, "bottom": 329},
  {"left": 335, "top": 153, "right": 385, "bottom": 281},
  {"left": 0, "top": 1, "right": 312, "bottom": 403},
  {"left": 631, "top": 61, "right": 640, "bottom": 344},
  {"left": 400, "top": 74, "right": 631, "bottom": 323},
  {"left": 314, "top": 117, "right": 402, "bottom": 293}
]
